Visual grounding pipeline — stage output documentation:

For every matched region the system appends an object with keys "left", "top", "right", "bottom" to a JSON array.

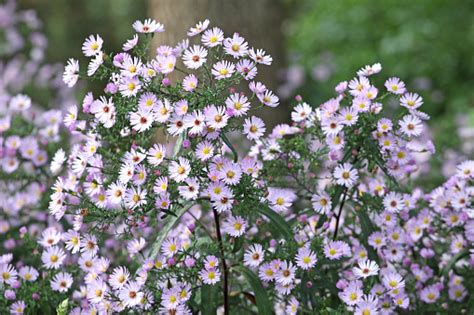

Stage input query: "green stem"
[
  {"left": 147, "top": 201, "right": 195, "bottom": 259},
  {"left": 220, "top": 133, "right": 238, "bottom": 163}
]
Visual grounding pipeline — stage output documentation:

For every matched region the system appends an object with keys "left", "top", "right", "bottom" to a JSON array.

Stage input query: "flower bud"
[
  {"left": 185, "top": 257, "right": 195, "bottom": 268},
  {"left": 162, "top": 77, "right": 171, "bottom": 86},
  {"left": 4, "top": 290, "right": 16, "bottom": 300},
  {"left": 183, "top": 139, "right": 191, "bottom": 149}
]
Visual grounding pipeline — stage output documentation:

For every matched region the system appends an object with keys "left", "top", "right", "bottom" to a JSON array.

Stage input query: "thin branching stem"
[{"left": 212, "top": 208, "right": 229, "bottom": 315}]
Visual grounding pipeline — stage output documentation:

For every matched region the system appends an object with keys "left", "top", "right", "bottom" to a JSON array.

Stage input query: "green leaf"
[
  {"left": 354, "top": 208, "right": 378, "bottom": 262},
  {"left": 173, "top": 133, "right": 185, "bottom": 157},
  {"left": 147, "top": 201, "right": 195, "bottom": 259},
  {"left": 232, "top": 236, "right": 245, "bottom": 253},
  {"left": 238, "top": 266, "right": 273, "bottom": 315},
  {"left": 442, "top": 249, "right": 469, "bottom": 278},
  {"left": 256, "top": 206, "right": 293, "bottom": 240},
  {"left": 201, "top": 284, "right": 218, "bottom": 315},
  {"left": 221, "top": 132, "right": 238, "bottom": 162},
  {"left": 56, "top": 298, "right": 69, "bottom": 315}
]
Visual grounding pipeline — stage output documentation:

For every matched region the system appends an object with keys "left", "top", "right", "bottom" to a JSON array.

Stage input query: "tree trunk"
[{"left": 148, "top": 0, "right": 289, "bottom": 126}]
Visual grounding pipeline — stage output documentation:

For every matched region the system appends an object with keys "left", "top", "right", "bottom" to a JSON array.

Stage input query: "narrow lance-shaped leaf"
[
  {"left": 201, "top": 284, "right": 218, "bottom": 315},
  {"left": 220, "top": 132, "right": 238, "bottom": 163},
  {"left": 56, "top": 298, "right": 69, "bottom": 315},
  {"left": 355, "top": 206, "right": 379, "bottom": 262},
  {"left": 442, "top": 249, "right": 469, "bottom": 278},
  {"left": 173, "top": 133, "right": 186, "bottom": 157},
  {"left": 147, "top": 201, "right": 195, "bottom": 259},
  {"left": 256, "top": 206, "right": 293, "bottom": 240},
  {"left": 237, "top": 266, "right": 273, "bottom": 315}
]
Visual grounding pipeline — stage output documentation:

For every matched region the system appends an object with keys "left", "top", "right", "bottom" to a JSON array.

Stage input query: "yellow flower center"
[{"left": 132, "top": 194, "right": 140, "bottom": 203}]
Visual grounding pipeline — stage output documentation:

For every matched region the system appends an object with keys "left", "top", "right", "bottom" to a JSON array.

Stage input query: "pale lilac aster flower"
[{"left": 133, "top": 19, "right": 164, "bottom": 33}]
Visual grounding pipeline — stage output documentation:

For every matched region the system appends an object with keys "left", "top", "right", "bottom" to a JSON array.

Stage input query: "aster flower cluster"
[
  {"left": 45, "top": 18, "right": 285, "bottom": 314},
  {"left": 0, "top": 1, "right": 77, "bottom": 314},
  {"left": 1, "top": 8, "right": 473, "bottom": 315},
  {"left": 0, "top": 0, "right": 72, "bottom": 100},
  {"left": 0, "top": 0, "right": 44, "bottom": 60},
  {"left": 0, "top": 93, "right": 65, "bottom": 220},
  {"left": 247, "top": 64, "right": 473, "bottom": 313}
]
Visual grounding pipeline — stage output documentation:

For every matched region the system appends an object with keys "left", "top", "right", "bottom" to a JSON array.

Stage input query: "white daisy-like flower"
[
  {"left": 384, "top": 77, "right": 406, "bottom": 94},
  {"left": 50, "top": 148, "right": 66, "bottom": 174},
  {"left": 383, "top": 191, "right": 404, "bottom": 213},
  {"left": 248, "top": 48, "right": 272, "bottom": 65},
  {"left": 182, "top": 45, "right": 208, "bottom": 69},
  {"left": 82, "top": 34, "right": 103, "bottom": 57},
  {"left": 9, "top": 94, "right": 31, "bottom": 111},
  {"left": 202, "top": 27, "right": 224, "bottom": 47},
  {"left": 333, "top": 163, "right": 358, "bottom": 187},
  {"left": 87, "top": 51, "right": 104, "bottom": 76},
  {"left": 244, "top": 244, "right": 264, "bottom": 267},
  {"left": 124, "top": 187, "right": 147, "bottom": 210},
  {"left": 224, "top": 32, "right": 248, "bottom": 58},
  {"left": 353, "top": 260, "right": 379, "bottom": 279},
  {"left": 109, "top": 266, "right": 130, "bottom": 290},
  {"left": 130, "top": 109, "right": 154, "bottom": 133},
  {"left": 127, "top": 237, "right": 146, "bottom": 257},
  {"left": 276, "top": 261, "right": 296, "bottom": 285},
  {"left": 122, "top": 34, "right": 138, "bottom": 51},
  {"left": 356, "top": 62, "right": 382, "bottom": 77},
  {"left": 41, "top": 246, "right": 66, "bottom": 269},
  {"left": 212, "top": 60, "right": 235, "bottom": 80},
  {"left": 311, "top": 190, "right": 332, "bottom": 214},
  {"left": 161, "top": 237, "right": 181, "bottom": 257},
  {"left": 132, "top": 19, "right": 164, "bottom": 33},
  {"left": 400, "top": 92, "right": 423, "bottom": 109},
  {"left": 399, "top": 114, "right": 423, "bottom": 137},
  {"left": 295, "top": 247, "right": 318, "bottom": 270},
  {"left": 51, "top": 272, "right": 73, "bottom": 293},
  {"left": 147, "top": 144, "right": 167, "bottom": 166},
  {"left": 291, "top": 102, "right": 312, "bottom": 122},
  {"left": 223, "top": 215, "right": 247, "bottom": 237},
  {"left": 169, "top": 157, "right": 191, "bottom": 182},
  {"left": 187, "top": 19, "right": 210, "bottom": 36},
  {"left": 243, "top": 116, "right": 266, "bottom": 140},
  {"left": 199, "top": 268, "right": 221, "bottom": 285},
  {"left": 63, "top": 58, "right": 79, "bottom": 87}
]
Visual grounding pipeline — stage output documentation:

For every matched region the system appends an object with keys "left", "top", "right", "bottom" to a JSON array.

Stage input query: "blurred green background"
[
  {"left": 285, "top": 0, "right": 474, "bottom": 152},
  {"left": 18, "top": 0, "right": 474, "bottom": 165}
]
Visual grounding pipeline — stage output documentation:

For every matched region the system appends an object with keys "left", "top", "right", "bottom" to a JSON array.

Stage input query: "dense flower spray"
[
  {"left": 52, "top": 12, "right": 474, "bottom": 311},
  {"left": 250, "top": 63, "right": 473, "bottom": 313},
  {"left": 49, "top": 17, "right": 285, "bottom": 314},
  {"left": 0, "top": 6, "right": 472, "bottom": 314},
  {"left": 0, "top": 1, "right": 76, "bottom": 313}
]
